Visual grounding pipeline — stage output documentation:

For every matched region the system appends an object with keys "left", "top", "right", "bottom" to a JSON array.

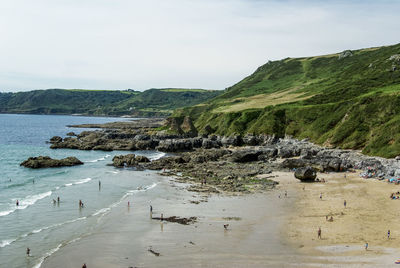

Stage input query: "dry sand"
[{"left": 270, "top": 171, "right": 400, "bottom": 267}]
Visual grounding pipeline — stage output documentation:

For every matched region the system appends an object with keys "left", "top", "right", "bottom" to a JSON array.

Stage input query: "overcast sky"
[{"left": 0, "top": 0, "right": 399, "bottom": 92}]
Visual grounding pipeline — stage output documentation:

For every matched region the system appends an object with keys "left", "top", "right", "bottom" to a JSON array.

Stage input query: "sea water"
[{"left": 0, "top": 114, "right": 164, "bottom": 268}]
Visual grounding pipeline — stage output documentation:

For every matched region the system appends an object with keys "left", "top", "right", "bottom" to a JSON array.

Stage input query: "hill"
[
  {"left": 0, "top": 88, "right": 221, "bottom": 117},
  {"left": 172, "top": 43, "right": 400, "bottom": 158}
]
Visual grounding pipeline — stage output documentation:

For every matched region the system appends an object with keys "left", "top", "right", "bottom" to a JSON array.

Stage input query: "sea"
[{"left": 0, "top": 114, "right": 165, "bottom": 268}]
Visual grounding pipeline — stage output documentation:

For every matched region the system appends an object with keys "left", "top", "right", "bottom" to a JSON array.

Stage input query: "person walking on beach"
[
  {"left": 318, "top": 227, "right": 321, "bottom": 239},
  {"left": 150, "top": 205, "right": 153, "bottom": 213},
  {"left": 82, "top": 263, "right": 87, "bottom": 268},
  {"left": 57, "top": 196, "right": 60, "bottom": 203},
  {"left": 26, "top": 247, "right": 30, "bottom": 256},
  {"left": 320, "top": 193, "right": 322, "bottom": 200},
  {"left": 344, "top": 200, "right": 347, "bottom": 208},
  {"left": 388, "top": 230, "right": 391, "bottom": 239},
  {"left": 365, "top": 242, "right": 368, "bottom": 250}
]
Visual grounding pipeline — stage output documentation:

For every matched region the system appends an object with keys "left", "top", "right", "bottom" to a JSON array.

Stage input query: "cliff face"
[{"left": 171, "top": 43, "right": 400, "bottom": 158}]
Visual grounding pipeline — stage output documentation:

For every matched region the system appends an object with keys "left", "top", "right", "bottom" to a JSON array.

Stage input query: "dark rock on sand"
[
  {"left": 294, "top": 166, "right": 317, "bottom": 182},
  {"left": 151, "top": 216, "right": 197, "bottom": 225},
  {"left": 20, "top": 156, "right": 83, "bottom": 169}
]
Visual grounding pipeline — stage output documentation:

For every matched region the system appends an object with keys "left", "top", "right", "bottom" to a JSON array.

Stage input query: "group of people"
[{"left": 390, "top": 192, "right": 400, "bottom": 199}]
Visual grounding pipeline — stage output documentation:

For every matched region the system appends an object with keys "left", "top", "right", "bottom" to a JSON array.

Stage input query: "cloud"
[{"left": 0, "top": 0, "right": 399, "bottom": 91}]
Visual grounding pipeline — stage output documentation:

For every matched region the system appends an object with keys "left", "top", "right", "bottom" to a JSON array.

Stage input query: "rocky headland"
[
  {"left": 20, "top": 156, "right": 84, "bottom": 169},
  {"left": 47, "top": 118, "right": 400, "bottom": 192}
]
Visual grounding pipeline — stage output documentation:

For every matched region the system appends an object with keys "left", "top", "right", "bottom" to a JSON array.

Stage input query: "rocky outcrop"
[
  {"left": 294, "top": 167, "right": 317, "bottom": 182},
  {"left": 112, "top": 154, "right": 150, "bottom": 168},
  {"left": 20, "top": 156, "right": 83, "bottom": 169}
]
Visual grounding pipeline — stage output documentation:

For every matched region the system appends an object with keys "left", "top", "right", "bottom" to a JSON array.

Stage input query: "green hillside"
[
  {"left": 172, "top": 43, "right": 400, "bottom": 158},
  {"left": 0, "top": 88, "right": 221, "bottom": 117}
]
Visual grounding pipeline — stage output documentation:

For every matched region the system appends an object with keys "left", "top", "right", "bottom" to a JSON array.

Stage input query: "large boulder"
[
  {"left": 20, "top": 156, "right": 83, "bottom": 169},
  {"left": 294, "top": 167, "right": 317, "bottom": 182},
  {"left": 230, "top": 150, "right": 261, "bottom": 163},
  {"left": 112, "top": 154, "right": 150, "bottom": 167}
]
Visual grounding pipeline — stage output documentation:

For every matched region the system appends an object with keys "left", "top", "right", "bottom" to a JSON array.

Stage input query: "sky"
[{"left": 0, "top": 0, "right": 399, "bottom": 92}]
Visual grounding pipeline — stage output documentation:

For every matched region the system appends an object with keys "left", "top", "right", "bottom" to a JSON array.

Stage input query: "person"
[
  {"left": 318, "top": 227, "right": 321, "bottom": 239},
  {"left": 285, "top": 191, "right": 287, "bottom": 198},
  {"left": 82, "top": 264, "right": 87, "bottom": 268},
  {"left": 128, "top": 201, "right": 130, "bottom": 207},
  {"left": 99, "top": 180, "right": 101, "bottom": 190},
  {"left": 388, "top": 230, "right": 391, "bottom": 239},
  {"left": 57, "top": 197, "right": 60, "bottom": 203},
  {"left": 150, "top": 205, "right": 153, "bottom": 213},
  {"left": 16, "top": 200, "right": 19, "bottom": 206},
  {"left": 320, "top": 193, "right": 322, "bottom": 200},
  {"left": 365, "top": 242, "right": 368, "bottom": 250},
  {"left": 344, "top": 200, "right": 347, "bottom": 208},
  {"left": 161, "top": 213, "right": 163, "bottom": 221},
  {"left": 224, "top": 224, "right": 229, "bottom": 230},
  {"left": 53, "top": 199, "right": 57, "bottom": 205},
  {"left": 26, "top": 247, "right": 30, "bottom": 256}
]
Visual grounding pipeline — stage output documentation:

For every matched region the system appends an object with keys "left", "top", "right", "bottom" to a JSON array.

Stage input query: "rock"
[
  {"left": 112, "top": 154, "right": 137, "bottom": 167},
  {"left": 221, "top": 135, "right": 243, "bottom": 147},
  {"left": 230, "top": 150, "right": 261, "bottom": 162},
  {"left": 66, "top": 132, "right": 76, "bottom": 136},
  {"left": 389, "top": 54, "right": 400, "bottom": 62},
  {"left": 49, "top": 136, "right": 62, "bottom": 143},
  {"left": 339, "top": 50, "right": 353, "bottom": 59},
  {"left": 135, "top": 155, "right": 150, "bottom": 163},
  {"left": 180, "top": 116, "right": 197, "bottom": 137},
  {"left": 294, "top": 167, "right": 317, "bottom": 182},
  {"left": 20, "top": 156, "right": 83, "bottom": 169}
]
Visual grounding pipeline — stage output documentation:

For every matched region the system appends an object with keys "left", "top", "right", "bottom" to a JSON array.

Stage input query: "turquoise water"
[{"left": 0, "top": 114, "right": 164, "bottom": 268}]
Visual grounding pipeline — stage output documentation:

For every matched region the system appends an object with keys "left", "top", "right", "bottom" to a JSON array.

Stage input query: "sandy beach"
[
  {"left": 40, "top": 170, "right": 400, "bottom": 268},
  {"left": 41, "top": 174, "right": 303, "bottom": 268},
  {"left": 272, "top": 171, "right": 400, "bottom": 267}
]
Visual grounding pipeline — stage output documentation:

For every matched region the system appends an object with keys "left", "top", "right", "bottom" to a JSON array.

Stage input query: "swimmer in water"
[{"left": 16, "top": 200, "right": 19, "bottom": 206}]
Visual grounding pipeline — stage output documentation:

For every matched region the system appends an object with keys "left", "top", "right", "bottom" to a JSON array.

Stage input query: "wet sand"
[{"left": 41, "top": 178, "right": 301, "bottom": 268}]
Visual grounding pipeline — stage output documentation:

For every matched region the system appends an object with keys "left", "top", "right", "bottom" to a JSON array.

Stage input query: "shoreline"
[{"left": 41, "top": 175, "right": 302, "bottom": 268}]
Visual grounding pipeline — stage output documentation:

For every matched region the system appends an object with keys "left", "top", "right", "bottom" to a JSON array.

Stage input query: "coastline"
[{"left": 41, "top": 175, "right": 302, "bottom": 268}]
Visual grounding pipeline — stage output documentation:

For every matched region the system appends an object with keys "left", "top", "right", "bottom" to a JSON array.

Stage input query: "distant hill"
[
  {"left": 172, "top": 43, "right": 400, "bottom": 158},
  {"left": 0, "top": 88, "right": 221, "bottom": 117}
]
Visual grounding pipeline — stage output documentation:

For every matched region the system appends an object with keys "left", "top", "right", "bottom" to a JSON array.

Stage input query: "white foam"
[
  {"left": 33, "top": 243, "right": 62, "bottom": 268},
  {"left": 64, "top": 183, "right": 73, "bottom": 187},
  {"left": 0, "top": 209, "right": 14, "bottom": 217},
  {"left": 87, "top": 154, "right": 111, "bottom": 163},
  {"left": 92, "top": 207, "right": 110, "bottom": 216},
  {"left": 149, "top": 152, "right": 166, "bottom": 160},
  {"left": 0, "top": 238, "right": 16, "bottom": 248},
  {"left": 0, "top": 191, "right": 52, "bottom": 217},
  {"left": 74, "top": 178, "right": 92, "bottom": 185}
]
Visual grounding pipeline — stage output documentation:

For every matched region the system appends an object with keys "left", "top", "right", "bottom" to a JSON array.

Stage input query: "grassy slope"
[
  {"left": 0, "top": 88, "right": 221, "bottom": 117},
  {"left": 173, "top": 44, "right": 400, "bottom": 158}
]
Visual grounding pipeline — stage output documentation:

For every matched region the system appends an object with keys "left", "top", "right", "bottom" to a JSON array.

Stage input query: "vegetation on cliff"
[
  {"left": 172, "top": 43, "right": 400, "bottom": 158},
  {"left": 0, "top": 88, "right": 221, "bottom": 117}
]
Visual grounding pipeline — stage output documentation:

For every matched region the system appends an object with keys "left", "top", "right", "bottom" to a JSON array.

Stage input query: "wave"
[
  {"left": 149, "top": 152, "right": 166, "bottom": 160},
  {"left": 0, "top": 216, "right": 87, "bottom": 249},
  {"left": 33, "top": 243, "right": 62, "bottom": 268},
  {"left": 86, "top": 154, "right": 111, "bottom": 163},
  {"left": 0, "top": 191, "right": 52, "bottom": 217},
  {"left": 64, "top": 177, "right": 92, "bottom": 187},
  {"left": 107, "top": 171, "right": 119, "bottom": 174},
  {"left": 92, "top": 207, "right": 110, "bottom": 216},
  {"left": 0, "top": 238, "right": 16, "bottom": 248}
]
